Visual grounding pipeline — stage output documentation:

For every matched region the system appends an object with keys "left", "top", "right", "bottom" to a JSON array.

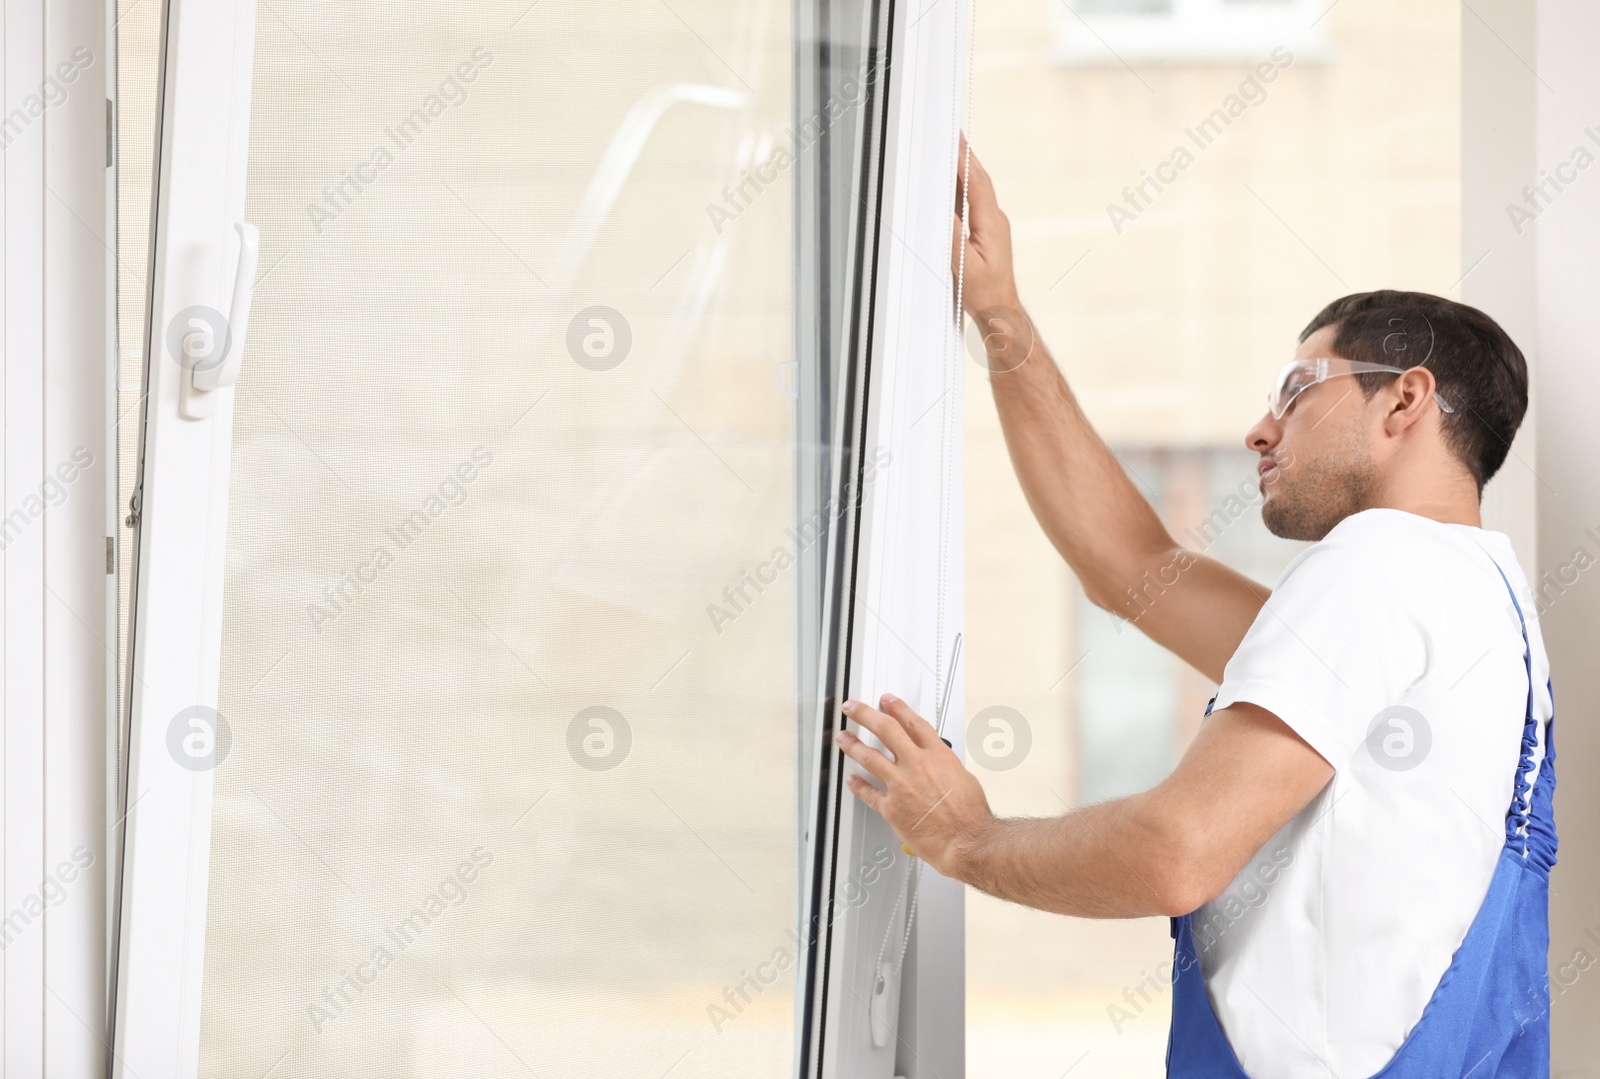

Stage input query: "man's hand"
[
  {"left": 952, "top": 136, "right": 1017, "bottom": 315},
  {"left": 952, "top": 136, "right": 1032, "bottom": 371},
  {"left": 836, "top": 693, "right": 994, "bottom": 880}
]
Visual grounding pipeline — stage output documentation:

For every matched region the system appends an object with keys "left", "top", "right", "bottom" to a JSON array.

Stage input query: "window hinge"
[
  {"left": 125, "top": 486, "right": 141, "bottom": 529},
  {"left": 106, "top": 99, "right": 114, "bottom": 168},
  {"left": 106, "top": 536, "right": 115, "bottom": 574}
]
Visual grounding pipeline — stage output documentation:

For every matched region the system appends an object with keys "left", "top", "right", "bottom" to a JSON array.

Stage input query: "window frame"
[{"left": 799, "top": 0, "right": 967, "bottom": 1074}]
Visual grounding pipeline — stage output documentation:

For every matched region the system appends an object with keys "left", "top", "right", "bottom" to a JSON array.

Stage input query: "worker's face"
[{"left": 1244, "top": 326, "right": 1380, "bottom": 542}]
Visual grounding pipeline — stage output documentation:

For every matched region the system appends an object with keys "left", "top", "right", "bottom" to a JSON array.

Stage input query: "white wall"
[
  {"left": 2, "top": 0, "right": 109, "bottom": 1071},
  {"left": 1464, "top": 1, "right": 1537, "bottom": 570},
  {"left": 1468, "top": 3, "right": 1600, "bottom": 1074},
  {"left": 1531, "top": 4, "right": 1600, "bottom": 1073}
]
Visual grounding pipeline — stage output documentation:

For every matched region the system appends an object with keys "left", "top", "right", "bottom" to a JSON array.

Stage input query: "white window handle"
[{"left": 192, "top": 222, "right": 259, "bottom": 392}]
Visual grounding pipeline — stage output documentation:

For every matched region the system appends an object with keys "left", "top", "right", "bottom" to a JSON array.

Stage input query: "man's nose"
[{"left": 1245, "top": 412, "right": 1280, "bottom": 453}]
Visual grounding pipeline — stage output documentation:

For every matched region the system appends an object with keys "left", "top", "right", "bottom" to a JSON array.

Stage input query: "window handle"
[{"left": 192, "top": 222, "right": 259, "bottom": 393}]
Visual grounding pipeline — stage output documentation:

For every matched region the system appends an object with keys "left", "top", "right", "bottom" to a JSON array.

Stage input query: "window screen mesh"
[{"left": 196, "top": 2, "right": 802, "bottom": 1075}]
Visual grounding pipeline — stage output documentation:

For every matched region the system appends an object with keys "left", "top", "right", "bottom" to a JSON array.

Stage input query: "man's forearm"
[
  {"left": 838, "top": 698, "right": 1328, "bottom": 925},
  {"left": 953, "top": 791, "right": 1193, "bottom": 919},
  {"left": 983, "top": 309, "right": 1176, "bottom": 610}
]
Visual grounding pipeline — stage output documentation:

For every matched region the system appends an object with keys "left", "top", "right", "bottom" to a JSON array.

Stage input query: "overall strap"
[
  {"left": 1488, "top": 559, "right": 1547, "bottom": 862},
  {"left": 1524, "top": 678, "right": 1559, "bottom": 872}
]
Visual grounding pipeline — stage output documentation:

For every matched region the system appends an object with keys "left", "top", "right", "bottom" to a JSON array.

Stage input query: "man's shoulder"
[
  {"left": 1321, "top": 506, "right": 1455, "bottom": 547},
  {"left": 1279, "top": 508, "right": 1497, "bottom": 592}
]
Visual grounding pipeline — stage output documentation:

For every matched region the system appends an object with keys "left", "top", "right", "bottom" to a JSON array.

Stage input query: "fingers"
[
  {"left": 955, "top": 131, "right": 969, "bottom": 213},
  {"left": 954, "top": 134, "right": 993, "bottom": 207},
  {"left": 960, "top": 142, "right": 998, "bottom": 241},
  {"left": 843, "top": 698, "right": 916, "bottom": 759},
  {"left": 837, "top": 728, "right": 897, "bottom": 784},
  {"left": 845, "top": 773, "right": 887, "bottom": 813},
  {"left": 966, "top": 144, "right": 994, "bottom": 204},
  {"left": 953, "top": 134, "right": 972, "bottom": 277},
  {"left": 880, "top": 693, "right": 940, "bottom": 749},
  {"left": 963, "top": 147, "right": 1003, "bottom": 237}
]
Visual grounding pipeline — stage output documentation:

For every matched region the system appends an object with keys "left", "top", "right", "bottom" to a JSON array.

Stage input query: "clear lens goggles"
[{"left": 1269, "top": 357, "right": 1455, "bottom": 420}]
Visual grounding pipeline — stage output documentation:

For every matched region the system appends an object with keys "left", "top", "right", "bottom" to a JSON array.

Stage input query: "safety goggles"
[{"left": 1268, "top": 357, "right": 1455, "bottom": 420}]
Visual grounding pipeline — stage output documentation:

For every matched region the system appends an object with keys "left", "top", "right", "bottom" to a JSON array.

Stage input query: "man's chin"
[
  {"left": 1261, "top": 491, "right": 1327, "bottom": 542},
  {"left": 1260, "top": 457, "right": 1377, "bottom": 542}
]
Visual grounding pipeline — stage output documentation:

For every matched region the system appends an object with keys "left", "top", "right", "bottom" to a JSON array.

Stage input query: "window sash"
[{"left": 108, "top": 1, "right": 967, "bottom": 1075}]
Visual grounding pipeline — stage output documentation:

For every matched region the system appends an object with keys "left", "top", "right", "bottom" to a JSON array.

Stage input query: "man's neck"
[{"left": 1372, "top": 471, "right": 1482, "bottom": 529}]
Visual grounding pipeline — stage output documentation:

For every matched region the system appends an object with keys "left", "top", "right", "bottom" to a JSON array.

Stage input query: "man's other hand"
[{"left": 836, "top": 693, "right": 995, "bottom": 880}]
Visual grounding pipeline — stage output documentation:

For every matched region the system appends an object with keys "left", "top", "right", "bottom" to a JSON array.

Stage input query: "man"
[{"left": 836, "top": 148, "right": 1554, "bottom": 1078}]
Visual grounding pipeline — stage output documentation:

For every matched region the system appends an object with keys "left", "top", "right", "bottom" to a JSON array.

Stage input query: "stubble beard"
[{"left": 1261, "top": 451, "right": 1378, "bottom": 542}]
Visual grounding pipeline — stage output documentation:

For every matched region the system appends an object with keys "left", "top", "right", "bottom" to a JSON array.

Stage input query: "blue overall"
[{"left": 1167, "top": 562, "right": 1558, "bottom": 1078}]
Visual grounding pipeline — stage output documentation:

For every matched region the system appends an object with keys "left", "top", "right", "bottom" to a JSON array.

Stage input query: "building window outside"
[
  {"left": 1071, "top": 447, "right": 1305, "bottom": 804},
  {"left": 1056, "top": 0, "right": 1332, "bottom": 66}
]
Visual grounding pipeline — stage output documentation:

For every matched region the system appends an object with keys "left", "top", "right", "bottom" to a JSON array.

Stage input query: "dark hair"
[{"left": 1299, "top": 290, "right": 1528, "bottom": 490}]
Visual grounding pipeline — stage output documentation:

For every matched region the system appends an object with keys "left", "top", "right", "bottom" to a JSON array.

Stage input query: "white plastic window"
[{"left": 108, "top": 1, "right": 967, "bottom": 1077}]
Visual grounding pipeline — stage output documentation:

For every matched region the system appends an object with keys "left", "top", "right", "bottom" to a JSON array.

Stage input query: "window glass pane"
[{"left": 195, "top": 3, "right": 806, "bottom": 1076}]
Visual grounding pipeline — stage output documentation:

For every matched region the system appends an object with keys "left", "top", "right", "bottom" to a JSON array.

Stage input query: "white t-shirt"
[{"left": 1200, "top": 508, "right": 1552, "bottom": 1079}]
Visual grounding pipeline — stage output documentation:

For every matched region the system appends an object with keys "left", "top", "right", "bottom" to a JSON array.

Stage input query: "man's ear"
[{"left": 1384, "top": 367, "right": 1440, "bottom": 434}]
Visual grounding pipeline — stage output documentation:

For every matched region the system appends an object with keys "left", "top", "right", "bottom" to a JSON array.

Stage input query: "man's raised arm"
[{"left": 955, "top": 145, "right": 1268, "bottom": 684}]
